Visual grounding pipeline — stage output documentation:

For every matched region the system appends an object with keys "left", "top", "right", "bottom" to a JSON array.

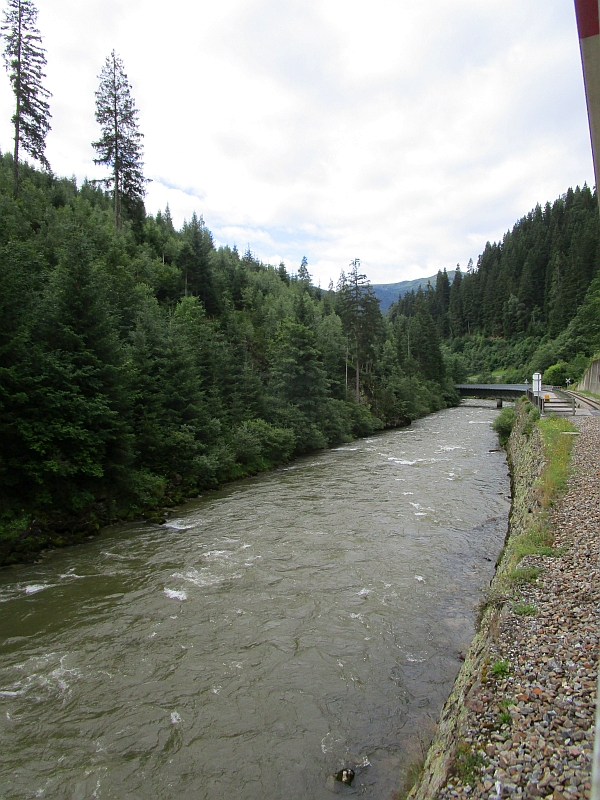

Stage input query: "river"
[{"left": 0, "top": 401, "right": 510, "bottom": 799}]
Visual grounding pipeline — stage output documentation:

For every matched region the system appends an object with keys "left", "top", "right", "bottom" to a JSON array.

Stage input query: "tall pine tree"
[
  {"left": 336, "top": 259, "right": 382, "bottom": 402},
  {"left": 93, "top": 50, "right": 147, "bottom": 227},
  {"left": 1, "top": 0, "right": 51, "bottom": 197}
]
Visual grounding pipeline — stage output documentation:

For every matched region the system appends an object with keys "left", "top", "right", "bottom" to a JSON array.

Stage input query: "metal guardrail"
[{"left": 526, "top": 388, "right": 544, "bottom": 414}]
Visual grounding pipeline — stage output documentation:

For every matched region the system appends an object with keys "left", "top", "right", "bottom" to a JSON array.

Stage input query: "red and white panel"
[{"left": 575, "top": 0, "right": 600, "bottom": 191}]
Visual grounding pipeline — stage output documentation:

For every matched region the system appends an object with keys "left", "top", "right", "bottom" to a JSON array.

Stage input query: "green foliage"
[
  {"left": 394, "top": 186, "right": 599, "bottom": 384},
  {"left": 511, "top": 527, "right": 557, "bottom": 561},
  {"left": 492, "top": 407, "right": 516, "bottom": 446},
  {"left": 538, "top": 416, "right": 577, "bottom": 502},
  {"left": 93, "top": 50, "right": 147, "bottom": 227},
  {"left": 336, "top": 259, "right": 383, "bottom": 402},
  {"left": 452, "top": 742, "right": 485, "bottom": 785},
  {"left": 232, "top": 420, "right": 295, "bottom": 472},
  {"left": 513, "top": 602, "right": 537, "bottom": 616},
  {"left": 488, "top": 402, "right": 576, "bottom": 603},
  {"left": 498, "top": 711, "right": 512, "bottom": 726},
  {"left": 0, "top": 156, "right": 453, "bottom": 564},
  {"left": 543, "top": 361, "right": 568, "bottom": 386},
  {"left": 542, "top": 355, "right": 589, "bottom": 386},
  {"left": 490, "top": 659, "right": 510, "bottom": 677},
  {"left": 508, "top": 566, "right": 540, "bottom": 584},
  {"left": 521, "top": 401, "right": 540, "bottom": 436},
  {"left": 2, "top": 0, "right": 52, "bottom": 194}
]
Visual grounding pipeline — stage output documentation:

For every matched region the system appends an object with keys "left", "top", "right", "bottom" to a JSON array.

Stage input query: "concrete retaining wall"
[{"left": 579, "top": 359, "right": 600, "bottom": 394}]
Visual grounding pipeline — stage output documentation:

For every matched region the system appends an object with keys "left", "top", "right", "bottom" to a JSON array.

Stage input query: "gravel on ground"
[{"left": 436, "top": 416, "right": 600, "bottom": 800}]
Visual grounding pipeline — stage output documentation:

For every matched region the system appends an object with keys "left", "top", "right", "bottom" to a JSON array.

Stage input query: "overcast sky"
[{"left": 0, "top": 0, "right": 594, "bottom": 285}]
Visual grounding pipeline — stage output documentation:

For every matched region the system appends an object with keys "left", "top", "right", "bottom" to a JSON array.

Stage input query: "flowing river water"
[{"left": 0, "top": 401, "right": 511, "bottom": 800}]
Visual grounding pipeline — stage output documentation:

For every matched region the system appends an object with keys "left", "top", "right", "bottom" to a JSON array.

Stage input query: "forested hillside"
[
  {"left": 0, "top": 156, "right": 456, "bottom": 563},
  {"left": 392, "top": 185, "right": 600, "bottom": 386},
  {"left": 372, "top": 271, "right": 456, "bottom": 312}
]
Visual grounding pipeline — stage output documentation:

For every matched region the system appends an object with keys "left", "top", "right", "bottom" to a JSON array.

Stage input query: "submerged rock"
[
  {"left": 335, "top": 768, "right": 355, "bottom": 785},
  {"left": 325, "top": 768, "right": 356, "bottom": 793}
]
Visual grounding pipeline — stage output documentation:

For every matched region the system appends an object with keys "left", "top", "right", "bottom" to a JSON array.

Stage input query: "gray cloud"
[{"left": 0, "top": 0, "right": 593, "bottom": 285}]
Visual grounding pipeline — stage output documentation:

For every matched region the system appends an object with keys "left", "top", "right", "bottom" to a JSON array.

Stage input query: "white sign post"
[{"left": 533, "top": 372, "right": 542, "bottom": 411}]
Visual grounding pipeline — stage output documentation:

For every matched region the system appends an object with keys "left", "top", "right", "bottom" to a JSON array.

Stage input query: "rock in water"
[{"left": 335, "top": 768, "right": 355, "bottom": 785}]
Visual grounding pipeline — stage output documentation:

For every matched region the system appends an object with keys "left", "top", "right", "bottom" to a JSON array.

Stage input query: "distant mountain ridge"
[{"left": 372, "top": 271, "right": 456, "bottom": 312}]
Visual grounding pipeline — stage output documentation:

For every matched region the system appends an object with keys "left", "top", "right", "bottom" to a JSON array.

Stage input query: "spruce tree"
[
  {"left": 336, "top": 259, "right": 381, "bottom": 402},
  {"left": 1, "top": 0, "right": 51, "bottom": 197},
  {"left": 298, "top": 255, "right": 311, "bottom": 282},
  {"left": 93, "top": 50, "right": 147, "bottom": 227},
  {"left": 448, "top": 266, "right": 464, "bottom": 337},
  {"left": 177, "top": 212, "right": 218, "bottom": 312}
]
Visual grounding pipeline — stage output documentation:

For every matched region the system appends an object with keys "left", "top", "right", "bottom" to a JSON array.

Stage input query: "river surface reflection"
[{"left": 0, "top": 401, "right": 510, "bottom": 799}]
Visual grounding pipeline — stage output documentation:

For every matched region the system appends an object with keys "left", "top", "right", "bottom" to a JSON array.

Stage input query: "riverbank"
[
  {"left": 407, "top": 404, "right": 599, "bottom": 800},
  {"left": 0, "top": 395, "right": 459, "bottom": 573},
  {"left": 1, "top": 394, "right": 462, "bottom": 569},
  {"left": 0, "top": 414, "right": 391, "bottom": 569}
]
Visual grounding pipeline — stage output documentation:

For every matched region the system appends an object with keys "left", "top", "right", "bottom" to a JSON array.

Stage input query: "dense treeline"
[
  {"left": 0, "top": 156, "right": 456, "bottom": 563},
  {"left": 392, "top": 185, "right": 600, "bottom": 386}
]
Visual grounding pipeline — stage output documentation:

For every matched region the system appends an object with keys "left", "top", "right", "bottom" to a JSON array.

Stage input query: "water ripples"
[{"left": 0, "top": 401, "right": 510, "bottom": 799}]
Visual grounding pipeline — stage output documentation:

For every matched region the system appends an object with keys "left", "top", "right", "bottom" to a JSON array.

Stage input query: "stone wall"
[{"left": 579, "top": 359, "right": 600, "bottom": 395}]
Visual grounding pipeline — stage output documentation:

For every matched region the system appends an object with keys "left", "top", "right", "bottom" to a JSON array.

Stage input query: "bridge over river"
[
  {"left": 455, "top": 384, "right": 528, "bottom": 400},
  {"left": 455, "top": 385, "right": 600, "bottom": 416}
]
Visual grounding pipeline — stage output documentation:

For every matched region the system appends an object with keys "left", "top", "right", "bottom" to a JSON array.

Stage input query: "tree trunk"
[
  {"left": 13, "top": 111, "right": 19, "bottom": 199},
  {"left": 345, "top": 338, "right": 348, "bottom": 394},
  {"left": 113, "top": 54, "right": 119, "bottom": 228}
]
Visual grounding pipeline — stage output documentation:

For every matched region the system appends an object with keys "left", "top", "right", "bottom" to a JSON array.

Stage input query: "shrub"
[
  {"left": 543, "top": 355, "right": 590, "bottom": 386},
  {"left": 492, "top": 407, "right": 516, "bottom": 445},
  {"left": 233, "top": 419, "right": 296, "bottom": 469},
  {"left": 543, "top": 361, "right": 568, "bottom": 386},
  {"left": 522, "top": 403, "right": 540, "bottom": 436}
]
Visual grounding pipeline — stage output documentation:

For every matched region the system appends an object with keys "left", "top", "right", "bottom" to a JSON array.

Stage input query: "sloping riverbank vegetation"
[
  {"left": 0, "top": 157, "right": 457, "bottom": 565},
  {"left": 391, "top": 185, "right": 600, "bottom": 387}
]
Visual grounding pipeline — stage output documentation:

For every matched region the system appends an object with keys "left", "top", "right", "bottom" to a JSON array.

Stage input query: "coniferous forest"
[
  {"left": 0, "top": 157, "right": 459, "bottom": 564},
  {"left": 0, "top": 0, "right": 447, "bottom": 561},
  {"left": 392, "top": 184, "right": 600, "bottom": 389},
  {"left": 1, "top": 0, "right": 600, "bottom": 565}
]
